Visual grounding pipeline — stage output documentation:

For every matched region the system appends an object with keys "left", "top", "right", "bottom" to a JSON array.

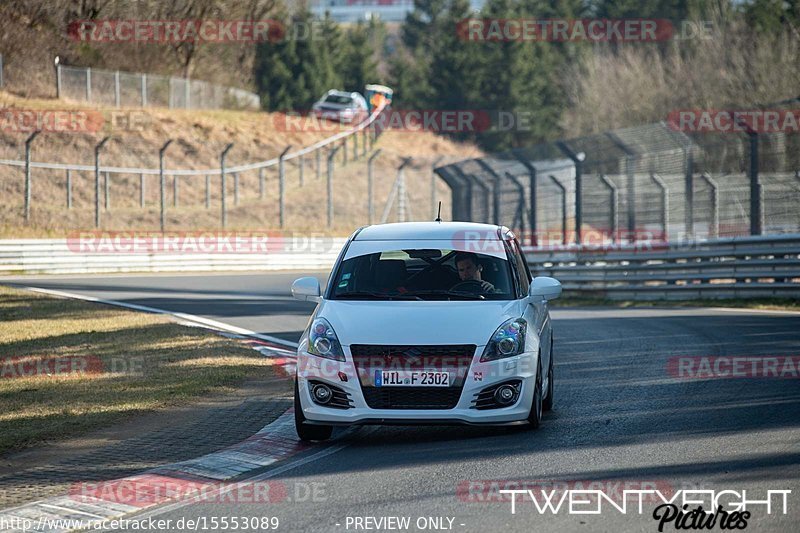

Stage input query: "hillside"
[{"left": 0, "top": 92, "right": 483, "bottom": 237}]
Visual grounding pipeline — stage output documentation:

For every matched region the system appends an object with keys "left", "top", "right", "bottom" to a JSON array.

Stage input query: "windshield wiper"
[
  {"left": 402, "top": 290, "right": 486, "bottom": 300},
  {"left": 334, "top": 291, "right": 423, "bottom": 301}
]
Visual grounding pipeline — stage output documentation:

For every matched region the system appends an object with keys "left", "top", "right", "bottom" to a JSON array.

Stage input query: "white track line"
[
  {"left": 114, "top": 442, "right": 353, "bottom": 528},
  {"left": 707, "top": 307, "right": 800, "bottom": 316},
  {"left": 20, "top": 286, "right": 299, "bottom": 348}
]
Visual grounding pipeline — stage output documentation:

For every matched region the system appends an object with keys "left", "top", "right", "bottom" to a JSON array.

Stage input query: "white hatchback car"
[{"left": 291, "top": 222, "right": 561, "bottom": 441}]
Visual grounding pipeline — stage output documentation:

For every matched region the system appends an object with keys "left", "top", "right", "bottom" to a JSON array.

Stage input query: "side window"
[{"left": 510, "top": 239, "right": 531, "bottom": 295}]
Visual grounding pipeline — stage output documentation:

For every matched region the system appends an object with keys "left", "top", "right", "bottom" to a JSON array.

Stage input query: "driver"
[{"left": 453, "top": 252, "right": 495, "bottom": 293}]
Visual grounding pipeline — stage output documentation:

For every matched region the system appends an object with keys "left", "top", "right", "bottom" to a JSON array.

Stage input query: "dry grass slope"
[
  {"left": 0, "top": 286, "right": 280, "bottom": 453},
  {"left": 0, "top": 92, "right": 483, "bottom": 237}
]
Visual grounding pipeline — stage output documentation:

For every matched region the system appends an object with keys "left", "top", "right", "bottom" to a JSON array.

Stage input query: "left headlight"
[
  {"left": 307, "top": 317, "right": 345, "bottom": 361},
  {"left": 480, "top": 318, "right": 527, "bottom": 362}
]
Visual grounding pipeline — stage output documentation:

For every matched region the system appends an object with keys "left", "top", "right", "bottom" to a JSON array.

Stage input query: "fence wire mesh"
[
  {"left": 59, "top": 65, "right": 260, "bottom": 111},
  {"left": 436, "top": 101, "right": 800, "bottom": 246}
]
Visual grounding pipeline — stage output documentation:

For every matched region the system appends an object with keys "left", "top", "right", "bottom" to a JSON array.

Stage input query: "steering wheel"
[{"left": 451, "top": 279, "right": 485, "bottom": 293}]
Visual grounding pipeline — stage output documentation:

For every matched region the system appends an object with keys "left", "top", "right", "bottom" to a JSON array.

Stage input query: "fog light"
[
  {"left": 312, "top": 383, "right": 332, "bottom": 404},
  {"left": 494, "top": 384, "right": 517, "bottom": 405}
]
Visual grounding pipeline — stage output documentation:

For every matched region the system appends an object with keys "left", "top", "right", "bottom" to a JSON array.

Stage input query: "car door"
[{"left": 509, "top": 237, "right": 551, "bottom": 374}]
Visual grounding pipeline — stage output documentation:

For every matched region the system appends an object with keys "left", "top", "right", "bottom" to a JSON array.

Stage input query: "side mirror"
[
  {"left": 529, "top": 276, "right": 562, "bottom": 301},
  {"left": 291, "top": 277, "right": 321, "bottom": 302}
]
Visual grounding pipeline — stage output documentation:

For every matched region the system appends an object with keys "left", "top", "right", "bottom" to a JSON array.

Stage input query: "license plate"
[{"left": 375, "top": 370, "right": 450, "bottom": 387}]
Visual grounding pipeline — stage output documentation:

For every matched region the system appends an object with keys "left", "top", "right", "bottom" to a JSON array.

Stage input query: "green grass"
[{"left": 0, "top": 286, "right": 278, "bottom": 454}]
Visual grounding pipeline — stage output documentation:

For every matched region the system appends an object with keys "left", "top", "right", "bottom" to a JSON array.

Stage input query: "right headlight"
[
  {"left": 480, "top": 318, "right": 527, "bottom": 362},
  {"left": 306, "top": 317, "right": 345, "bottom": 362}
]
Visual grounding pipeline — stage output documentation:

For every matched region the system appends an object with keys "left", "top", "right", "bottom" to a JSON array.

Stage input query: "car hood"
[{"left": 317, "top": 300, "right": 524, "bottom": 346}]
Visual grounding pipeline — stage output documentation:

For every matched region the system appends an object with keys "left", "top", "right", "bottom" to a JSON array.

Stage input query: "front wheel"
[
  {"left": 526, "top": 359, "right": 543, "bottom": 429},
  {"left": 294, "top": 380, "right": 333, "bottom": 442},
  {"left": 543, "top": 336, "right": 554, "bottom": 412}
]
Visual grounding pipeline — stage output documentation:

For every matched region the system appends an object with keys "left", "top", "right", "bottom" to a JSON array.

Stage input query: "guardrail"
[
  {"left": 4, "top": 233, "right": 798, "bottom": 301},
  {"left": 0, "top": 238, "right": 347, "bottom": 275},
  {"left": 524, "top": 233, "right": 800, "bottom": 300}
]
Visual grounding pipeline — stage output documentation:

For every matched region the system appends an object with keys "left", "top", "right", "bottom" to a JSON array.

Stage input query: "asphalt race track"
[{"left": 2, "top": 272, "right": 799, "bottom": 532}]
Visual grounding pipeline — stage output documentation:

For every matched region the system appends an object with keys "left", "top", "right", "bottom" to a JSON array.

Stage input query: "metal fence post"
[
  {"left": 278, "top": 145, "right": 292, "bottom": 228},
  {"left": 342, "top": 137, "right": 348, "bottom": 166},
  {"left": 159, "top": 140, "right": 173, "bottom": 232},
  {"left": 475, "top": 159, "right": 502, "bottom": 226},
  {"left": 205, "top": 173, "right": 211, "bottom": 209},
  {"left": 749, "top": 131, "right": 761, "bottom": 235},
  {"left": 548, "top": 175, "right": 568, "bottom": 245},
  {"left": 234, "top": 172, "right": 240, "bottom": 206},
  {"left": 504, "top": 171, "right": 527, "bottom": 232},
  {"left": 650, "top": 173, "right": 669, "bottom": 240},
  {"left": 431, "top": 157, "right": 444, "bottom": 219},
  {"left": 353, "top": 132, "right": 359, "bottom": 161},
  {"left": 362, "top": 128, "right": 368, "bottom": 157},
  {"left": 86, "top": 67, "right": 92, "bottom": 102},
  {"left": 599, "top": 174, "right": 619, "bottom": 242},
  {"left": 114, "top": 70, "right": 121, "bottom": 107},
  {"left": 94, "top": 136, "right": 110, "bottom": 228},
  {"left": 396, "top": 158, "right": 413, "bottom": 223},
  {"left": 299, "top": 155, "right": 305, "bottom": 187},
  {"left": 185, "top": 78, "right": 191, "bottom": 109},
  {"left": 173, "top": 174, "right": 179, "bottom": 207},
  {"left": 104, "top": 172, "right": 110, "bottom": 210},
  {"left": 557, "top": 142, "right": 585, "bottom": 244},
  {"left": 220, "top": 143, "right": 234, "bottom": 229},
  {"left": 23, "top": 131, "right": 40, "bottom": 223},
  {"left": 699, "top": 173, "right": 719, "bottom": 238},
  {"left": 315, "top": 149, "right": 322, "bottom": 180},
  {"left": 140, "top": 173, "right": 145, "bottom": 208},
  {"left": 684, "top": 149, "right": 694, "bottom": 240},
  {"left": 327, "top": 146, "right": 341, "bottom": 228},
  {"left": 168, "top": 77, "right": 174, "bottom": 109},
  {"left": 258, "top": 167, "right": 265, "bottom": 199},
  {"left": 607, "top": 132, "right": 637, "bottom": 241},
  {"left": 512, "top": 150, "right": 537, "bottom": 246},
  {"left": 54, "top": 58, "right": 61, "bottom": 98},
  {"left": 367, "top": 149, "right": 382, "bottom": 225},
  {"left": 66, "top": 169, "right": 72, "bottom": 209},
  {"left": 141, "top": 74, "right": 148, "bottom": 106}
]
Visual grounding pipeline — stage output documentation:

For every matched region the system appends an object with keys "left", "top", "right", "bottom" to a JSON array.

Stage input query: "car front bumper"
[{"left": 296, "top": 349, "right": 538, "bottom": 425}]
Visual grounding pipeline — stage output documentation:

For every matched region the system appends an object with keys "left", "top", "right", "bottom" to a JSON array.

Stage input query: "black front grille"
[
  {"left": 350, "top": 345, "right": 476, "bottom": 410},
  {"left": 350, "top": 344, "right": 475, "bottom": 361},
  {"left": 361, "top": 386, "right": 463, "bottom": 410}
]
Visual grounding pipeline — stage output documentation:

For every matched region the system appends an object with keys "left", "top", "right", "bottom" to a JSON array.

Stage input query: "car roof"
[
  {"left": 327, "top": 90, "right": 358, "bottom": 98},
  {"left": 354, "top": 222, "right": 510, "bottom": 241}
]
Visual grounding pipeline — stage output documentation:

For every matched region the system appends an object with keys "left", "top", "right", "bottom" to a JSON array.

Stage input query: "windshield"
[
  {"left": 330, "top": 249, "right": 515, "bottom": 301},
  {"left": 323, "top": 94, "right": 353, "bottom": 105}
]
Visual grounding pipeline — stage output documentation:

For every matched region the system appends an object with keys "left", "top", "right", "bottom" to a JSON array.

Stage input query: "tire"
[
  {"left": 543, "top": 336, "right": 554, "bottom": 412},
  {"left": 294, "top": 379, "right": 333, "bottom": 442},
  {"left": 526, "top": 357, "right": 544, "bottom": 429}
]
